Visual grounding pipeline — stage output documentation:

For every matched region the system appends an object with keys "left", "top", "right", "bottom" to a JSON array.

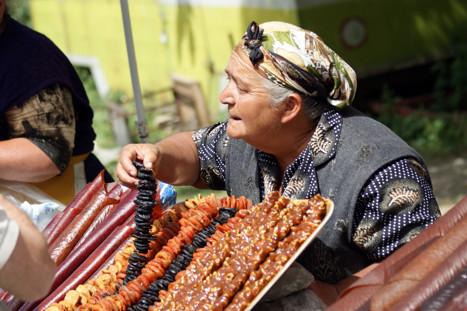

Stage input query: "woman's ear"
[{"left": 280, "top": 93, "right": 303, "bottom": 124}]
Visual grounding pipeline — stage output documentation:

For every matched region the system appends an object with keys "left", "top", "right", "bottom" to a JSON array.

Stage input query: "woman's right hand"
[
  {"left": 116, "top": 132, "right": 200, "bottom": 188},
  {"left": 115, "top": 143, "right": 160, "bottom": 188}
]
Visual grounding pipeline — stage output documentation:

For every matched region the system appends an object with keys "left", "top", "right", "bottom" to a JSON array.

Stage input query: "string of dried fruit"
[
  {"left": 150, "top": 208, "right": 250, "bottom": 311},
  {"left": 154, "top": 192, "right": 327, "bottom": 311},
  {"left": 225, "top": 196, "right": 327, "bottom": 310},
  {"left": 82, "top": 195, "right": 249, "bottom": 311},
  {"left": 85, "top": 196, "right": 225, "bottom": 311},
  {"left": 170, "top": 194, "right": 291, "bottom": 310},
  {"left": 157, "top": 197, "right": 271, "bottom": 307},
  {"left": 76, "top": 206, "right": 187, "bottom": 310},
  {"left": 37, "top": 214, "right": 137, "bottom": 311},
  {"left": 129, "top": 207, "right": 239, "bottom": 311},
  {"left": 207, "top": 195, "right": 326, "bottom": 311},
  {"left": 188, "top": 208, "right": 248, "bottom": 264},
  {"left": 47, "top": 194, "right": 252, "bottom": 311},
  {"left": 125, "top": 162, "right": 159, "bottom": 284},
  {"left": 218, "top": 195, "right": 253, "bottom": 211},
  {"left": 153, "top": 192, "right": 282, "bottom": 309},
  {"left": 44, "top": 241, "right": 136, "bottom": 311},
  {"left": 114, "top": 214, "right": 183, "bottom": 289},
  {"left": 78, "top": 227, "right": 178, "bottom": 310}
]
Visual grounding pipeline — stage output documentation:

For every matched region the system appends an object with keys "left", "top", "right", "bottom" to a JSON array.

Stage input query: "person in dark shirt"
[{"left": 0, "top": 0, "right": 113, "bottom": 205}]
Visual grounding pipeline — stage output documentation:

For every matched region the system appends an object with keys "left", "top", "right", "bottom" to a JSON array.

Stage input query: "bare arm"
[
  {"left": 0, "top": 138, "right": 60, "bottom": 182},
  {"left": 0, "top": 194, "right": 56, "bottom": 301},
  {"left": 116, "top": 131, "right": 207, "bottom": 188}
]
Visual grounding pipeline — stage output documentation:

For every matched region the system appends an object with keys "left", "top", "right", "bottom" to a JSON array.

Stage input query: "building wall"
[
  {"left": 296, "top": 0, "right": 467, "bottom": 77},
  {"left": 29, "top": 0, "right": 299, "bottom": 120},
  {"left": 29, "top": 0, "right": 466, "bottom": 120}
]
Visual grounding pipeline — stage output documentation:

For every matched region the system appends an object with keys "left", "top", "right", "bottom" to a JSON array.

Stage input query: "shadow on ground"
[{"left": 425, "top": 150, "right": 467, "bottom": 214}]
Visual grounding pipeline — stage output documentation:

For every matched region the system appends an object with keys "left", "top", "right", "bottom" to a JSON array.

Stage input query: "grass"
[
  {"left": 172, "top": 186, "right": 227, "bottom": 203},
  {"left": 371, "top": 86, "right": 467, "bottom": 159}
]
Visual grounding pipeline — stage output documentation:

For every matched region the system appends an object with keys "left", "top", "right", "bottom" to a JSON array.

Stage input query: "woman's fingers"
[
  {"left": 116, "top": 144, "right": 140, "bottom": 187},
  {"left": 116, "top": 144, "right": 159, "bottom": 187}
]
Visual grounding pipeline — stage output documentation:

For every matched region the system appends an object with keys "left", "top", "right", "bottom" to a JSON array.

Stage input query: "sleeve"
[
  {"left": 0, "top": 206, "right": 20, "bottom": 270},
  {"left": 4, "top": 84, "right": 76, "bottom": 173},
  {"left": 192, "top": 122, "right": 230, "bottom": 190},
  {"left": 352, "top": 157, "right": 440, "bottom": 261}
]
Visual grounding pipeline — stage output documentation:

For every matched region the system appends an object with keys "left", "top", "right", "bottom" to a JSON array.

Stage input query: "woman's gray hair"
[{"left": 259, "top": 74, "right": 329, "bottom": 122}]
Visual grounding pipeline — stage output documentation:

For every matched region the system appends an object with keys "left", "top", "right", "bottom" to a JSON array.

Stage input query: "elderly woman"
[{"left": 117, "top": 21, "right": 439, "bottom": 306}]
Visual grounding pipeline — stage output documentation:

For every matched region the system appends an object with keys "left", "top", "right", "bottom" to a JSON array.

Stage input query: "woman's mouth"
[{"left": 229, "top": 114, "right": 241, "bottom": 121}]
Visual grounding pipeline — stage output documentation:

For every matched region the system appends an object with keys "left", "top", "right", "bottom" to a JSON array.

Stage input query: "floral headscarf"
[{"left": 240, "top": 21, "right": 357, "bottom": 109}]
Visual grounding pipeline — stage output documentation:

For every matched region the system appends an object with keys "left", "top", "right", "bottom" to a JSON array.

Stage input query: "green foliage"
[
  {"left": 365, "top": 30, "right": 467, "bottom": 158},
  {"left": 172, "top": 186, "right": 227, "bottom": 202},
  {"left": 75, "top": 66, "right": 117, "bottom": 149},
  {"left": 6, "top": 0, "right": 30, "bottom": 26},
  {"left": 75, "top": 65, "right": 178, "bottom": 148},
  {"left": 373, "top": 85, "right": 467, "bottom": 158},
  {"left": 431, "top": 31, "right": 467, "bottom": 112},
  {"left": 125, "top": 106, "right": 173, "bottom": 143}
]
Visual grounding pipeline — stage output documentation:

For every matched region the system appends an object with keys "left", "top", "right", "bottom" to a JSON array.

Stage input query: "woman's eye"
[{"left": 237, "top": 85, "right": 247, "bottom": 93}]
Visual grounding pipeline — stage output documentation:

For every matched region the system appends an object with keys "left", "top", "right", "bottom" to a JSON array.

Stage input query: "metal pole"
[{"left": 120, "top": 0, "right": 149, "bottom": 143}]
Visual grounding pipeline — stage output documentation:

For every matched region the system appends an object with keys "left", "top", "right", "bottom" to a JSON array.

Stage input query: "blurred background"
[{"left": 7, "top": 0, "right": 467, "bottom": 210}]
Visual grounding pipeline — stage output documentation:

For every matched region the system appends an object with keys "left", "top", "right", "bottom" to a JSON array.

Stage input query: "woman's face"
[{"left": 219, "top": 49, "right": 283, "bottom": 148}]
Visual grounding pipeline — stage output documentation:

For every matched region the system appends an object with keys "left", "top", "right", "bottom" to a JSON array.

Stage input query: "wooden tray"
[{"left": 246, "top": 199, "right": 334, "bottom": 310}]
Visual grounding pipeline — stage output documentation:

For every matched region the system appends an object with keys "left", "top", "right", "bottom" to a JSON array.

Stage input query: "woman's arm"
[
  {"left": 0, "top": 138, "right": 60, "bottom": 182},
  {"left": 116, "top": 131, "right": 207, "bottom": 188}
]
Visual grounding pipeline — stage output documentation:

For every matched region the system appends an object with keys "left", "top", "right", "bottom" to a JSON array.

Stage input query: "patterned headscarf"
[{"left": 240, "top": 21, "right": 357, "bottom": 109}]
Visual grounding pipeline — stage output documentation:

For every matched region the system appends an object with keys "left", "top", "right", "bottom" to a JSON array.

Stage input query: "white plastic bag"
[{"left": 0, "top": 180, "right": 66, "bottom": 231}]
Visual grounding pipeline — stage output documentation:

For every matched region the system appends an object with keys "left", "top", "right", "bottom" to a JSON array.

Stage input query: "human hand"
[{"left": 116, "top": 143, "right": 159, "bottom": 188}]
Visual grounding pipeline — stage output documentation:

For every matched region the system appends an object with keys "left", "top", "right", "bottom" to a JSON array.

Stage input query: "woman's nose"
[{"left": 219, "top": 84, "right": 233, "bottom": 105}]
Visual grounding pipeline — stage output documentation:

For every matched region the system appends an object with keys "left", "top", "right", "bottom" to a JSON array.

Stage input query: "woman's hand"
[
  {"left": 115, "top": 132, "right": 202, "bottom": 188},
  {"left": 116, "top": 143, "right": 160, "bottom": 188}
]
